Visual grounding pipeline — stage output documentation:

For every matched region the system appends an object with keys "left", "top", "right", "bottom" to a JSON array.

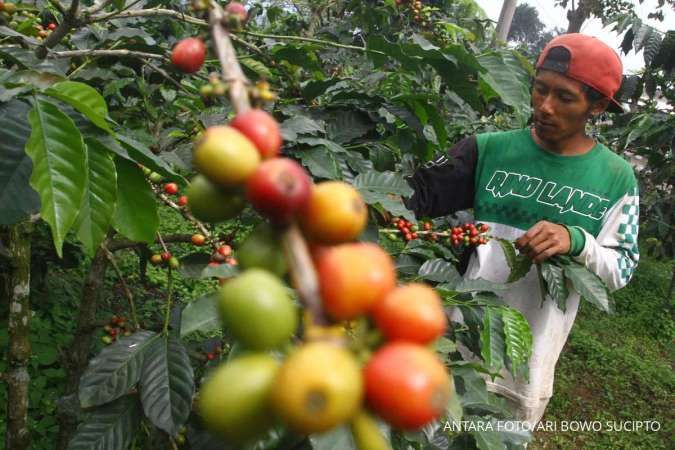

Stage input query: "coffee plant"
[{"left": 2, "top": 1, "right": 668, "bottom": 450}]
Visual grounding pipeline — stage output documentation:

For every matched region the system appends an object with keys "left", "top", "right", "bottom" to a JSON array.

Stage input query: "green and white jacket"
[{"left": 406, "top": 128, "right": 639, "bottom": 411}]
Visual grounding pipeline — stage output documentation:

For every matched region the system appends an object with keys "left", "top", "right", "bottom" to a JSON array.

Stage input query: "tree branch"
[
  {"left": 85, "top": 0, "right": 117, "bottom": 15},
  {"left": 50, "top": 48, "right": 167, "bottom": 60},
  {"left": 240, "top": 30, "right": 385, "bottom": 55},
  {"left": 107, "top": 233, "right": 195, "bottom": 252},
  {"left": 36, "top": 0, "right": 80, "bottom": 58},
  {"left": 89, "top": 7, "right": 207, "bottom": 26},
  {"left": 48, "top": 0, "right": 67, "bottom": 16},
  {"left": 207, "top": 1, "right": 328, "bottom": 326},
  {"left": 209, "top": 2, "right": 250, "bottom": 113}
]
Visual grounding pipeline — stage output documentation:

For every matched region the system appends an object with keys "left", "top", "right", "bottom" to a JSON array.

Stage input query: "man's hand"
[{"left": 515, "top": 221, "right": 570, "bottom": 263}]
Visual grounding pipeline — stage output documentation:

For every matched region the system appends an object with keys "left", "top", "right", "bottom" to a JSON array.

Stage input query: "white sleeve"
[{"left": 572, "top": 188, "right": 640, "bottom": 292}]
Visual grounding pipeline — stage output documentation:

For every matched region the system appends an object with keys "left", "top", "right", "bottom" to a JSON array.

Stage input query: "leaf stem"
[{"left": 163, "top": 266, "right": 174, "bottom": 334}]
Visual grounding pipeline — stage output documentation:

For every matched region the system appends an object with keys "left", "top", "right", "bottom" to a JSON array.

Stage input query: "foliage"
[{"left": 0, "top": 0, "right": 671, "bottom": 449}]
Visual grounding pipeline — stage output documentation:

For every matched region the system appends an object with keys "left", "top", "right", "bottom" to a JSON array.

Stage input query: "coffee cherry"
[
  {"left": 177, "top": 195, "right": 188, "bottom": 207},
  {"left": 148, "top": 172, "right": 163, "bottom": 183},
  {"left": 161, "top": 252, "right": 172, "bottom": 262},
  {"left": 48, "top": 23, "right": 56, "bottom": 30},
  {"left": 169, "top": 257, "right": 181, "bottom": 270},
  {"left": 217, "top": 245, "right": 232, "bottom": 257},
  {"left": 246, "top": 158, "right": 312, "bottom": 224},
  {"left": 191, "top": 234, "right": 206, "bottom": 246},
  {"left": 229, "top": 109, "right": 282, "bottom": 159},
  {"left": 164, "top": 183, "right": 179, "bottom": 195},
  {"left": 150, "top": 254, "right": 163, "bottom": 266},
  {"left": 171, "top": 37, "right": 206, "bottom": 73},
  {"left": 225, "top": 2, "right": 248, "bottom": 22}
]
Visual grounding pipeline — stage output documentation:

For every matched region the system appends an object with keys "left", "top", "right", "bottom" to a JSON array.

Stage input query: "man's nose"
[{"left": 539, "top": 94, "right": 555, "bottom": 116}]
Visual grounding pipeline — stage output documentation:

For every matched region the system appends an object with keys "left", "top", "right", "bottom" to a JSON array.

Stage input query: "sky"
[{"left": 474, "top": 0, "right": 674, "bottom": 74}]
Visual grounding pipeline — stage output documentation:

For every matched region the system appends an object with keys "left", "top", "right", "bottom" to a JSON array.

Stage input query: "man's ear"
[{"left": 590, "top": 98, "right": 610, "bottom": 115}]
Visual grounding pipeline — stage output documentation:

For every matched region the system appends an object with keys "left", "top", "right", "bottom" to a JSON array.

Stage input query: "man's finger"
[
  {"left": 534, "top": 245, "right": 561, "bottom": 263},
  {"left": 516, "top": 221, "right": 547, "bottom": 249}
]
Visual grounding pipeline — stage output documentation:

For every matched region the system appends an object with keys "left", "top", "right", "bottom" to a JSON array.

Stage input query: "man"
[{"left": 405, "top": 34, "right": 639, "bottom": 426}]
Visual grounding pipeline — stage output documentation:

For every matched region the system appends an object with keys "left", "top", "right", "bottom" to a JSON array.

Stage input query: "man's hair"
[{"left": 538, "top": 46, "right": 607, "bottom": 104}]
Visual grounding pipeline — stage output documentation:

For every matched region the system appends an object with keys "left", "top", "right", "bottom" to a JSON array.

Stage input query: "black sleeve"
[{"left": 403, "top": 136, "right": 478, "bottom": 218}]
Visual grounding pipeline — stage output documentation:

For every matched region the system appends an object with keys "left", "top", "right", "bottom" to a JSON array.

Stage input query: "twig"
[
  {"left": 143, "top": 60, "right": 197, "bottom": 96},
  {"left": 85, "top": 0, "right": 116, "bottom": 15},
  {"left": 207, "top": 1, "right": 328, "bottom": 327},
  {"left": 156, "top": 232, "right": 168, "bottom": 254},
  {"left": 281, "top": 225, "right": 329, "bottom": 326},
  {"left": 102, "top": 245, "right": 140, "bottom": 329},
  {"left": 48, "top": 0, "right": 68, "bottom": 16},
  {"left": 36, "top": 0, "right": 80, "bottom": 58},
  {"left": 89, "top": 7, "right": 207, "bottom": 26},
  {"left": 153, "top": 189, "right": 211, "bottom": 239},
  {"left": 107, "top": 233, "right": 194, "bottom": 252},
  {"left": 163, "top": 267, "right": 174, "bottom": 334},
  {"left": 240, "top": 30, "right": 386, "bottom": 55},
  {"left": 209, "top": 2, "right": 250, "bottom": 113},
  {"left": 50, "top": 48, "right": 167, "bottom": 60}
]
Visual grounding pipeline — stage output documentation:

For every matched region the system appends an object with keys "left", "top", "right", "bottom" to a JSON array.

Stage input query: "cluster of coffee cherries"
[
  {"left": 396, "top": 0, "right": 430, "bottom": 26},
  {"left": 448, "top": 222, "right": 490, "bottom": 247},
  {"left": 389, "top": 217, "right": 437, "bottom": 242},
  {"left": 150, "top": 251, "right": 181, "bottom": 270},
  {"left": 140, "top": 165, "right": 189, "bottom": 207},
  {"left": 204, "top": 344, "right": 224, "bottom": 362},
  {"left": 101, "top": 315, "right": 133, "bottom": 345},
  {"left": 200, "top": 72, "right": 229, "bottom": 98},
  {"left": 208, "top": 243, "right": 238, "bottom": 270}
]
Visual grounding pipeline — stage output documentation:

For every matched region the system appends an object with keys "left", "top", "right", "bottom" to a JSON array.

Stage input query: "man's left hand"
[{"left": 515, "top": 221, "right": 571, "bottom": 263}]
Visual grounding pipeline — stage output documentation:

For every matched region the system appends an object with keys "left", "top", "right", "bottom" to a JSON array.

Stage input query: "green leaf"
[
  {"left": 139, "top": 336, "right": 194, "bottom": 437},
  {"left": 79, "top": 330, "right": 159, "bottom": 408},
  {"left": 310, "top": 425, "right": 356, "bottom": 450},
  {"left": 326, "top": 110, "right": 374, "bottom": 144},
  {"left": 74, "top": 139, "right": 117, "bottom": 256},
  {"left": 177, "top": 253, "right": 211, "bottom": 278},
  {"left": 479, "top": 307, "right": 505, "bottom": 373},
  {"left": 563, "top": 262, "right": 613, "bottom": 313},
  {"left": 0, "top": 100, "right": 40, "bottom": 225},
  {"left": 294, "top": 147, "right": 341, "bottom": 179},
  {"left": 358, "top": 190, "right": 415, "bottom": 222},
  {"left": 497, "top": 238, "right": 533, "bottom": 283},
  {"left": 44, "top": 81, "right": 112, "bottom": 133},
  {"left": 67, "top": 395, "right": 141, "bottom": 450},
  {"left": 280, "top": 116, "right": 325, "bottom": 141},
  {"left": 112, "top": 158, "right": 158, "bottom": 243},
  {"left": 180, "top": 295, "right": 221, "bottom": 338},
  {"left": 501, "top": 307, "right": 532, "bottom": 379},
  {"left": 239, "top": 57, "right": 272, "bottom": 78},
  {"left": 115, "top": 134, "right": 184, "bottom": 184},
  {"left": 396, "top": 254, "right": 422, "bottom": 276},
  {"left": 25, "top": 99, "right": 86, "bottom": 257},
  {"left": 477, "top": 53, "right": 531, "bottom": 126},
  {"left": 418, "top": 258, "right": 462, "bottom": 284},
  {"left": 200, "top": 263, "right": 239, "bottom": 279},
  {"left": 353, "top": 170, "right": 413, "bottom": 196},
  {"left": 456, "top": 278, "right": 509, "bottom": 293},
  {"left": 539, "top": 262, "right": 569, "bottom": 312}
]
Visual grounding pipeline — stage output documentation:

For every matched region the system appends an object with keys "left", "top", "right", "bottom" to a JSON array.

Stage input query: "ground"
[{"left": 534, "top": 256, "right": 674, "bottom": 449}]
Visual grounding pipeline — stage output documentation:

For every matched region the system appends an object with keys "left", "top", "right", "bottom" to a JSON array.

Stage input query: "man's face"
[{"left": 531, "top": 70, "right": 597, "bottom": 142}]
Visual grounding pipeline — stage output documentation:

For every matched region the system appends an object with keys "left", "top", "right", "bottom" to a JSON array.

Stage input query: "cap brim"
[{"left": 606, "top": 97, "right": 624, "bottom": 113}]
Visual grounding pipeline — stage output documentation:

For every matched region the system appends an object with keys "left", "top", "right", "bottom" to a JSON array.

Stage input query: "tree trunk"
[
  {"left": 494, "top": 0, "right": 518, "bottom": 43},
  {"left": 3, "top": 221, "right": 33, "bottom": 450},
  {"left": 566, "top": 0, "right": 590, "bottom": 33},
  {"left": 56, "top": 244, "right": 110, "bottom": 449}
]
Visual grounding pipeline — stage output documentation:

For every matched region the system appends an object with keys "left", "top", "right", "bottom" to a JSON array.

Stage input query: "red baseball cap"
[{"left": 536, "top": 33, "right": 624, "bottom": 113}]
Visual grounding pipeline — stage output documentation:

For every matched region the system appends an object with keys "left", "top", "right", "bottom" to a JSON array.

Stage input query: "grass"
[{"left": 533, "top": 256, "right": 674, "bottom": 449}]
